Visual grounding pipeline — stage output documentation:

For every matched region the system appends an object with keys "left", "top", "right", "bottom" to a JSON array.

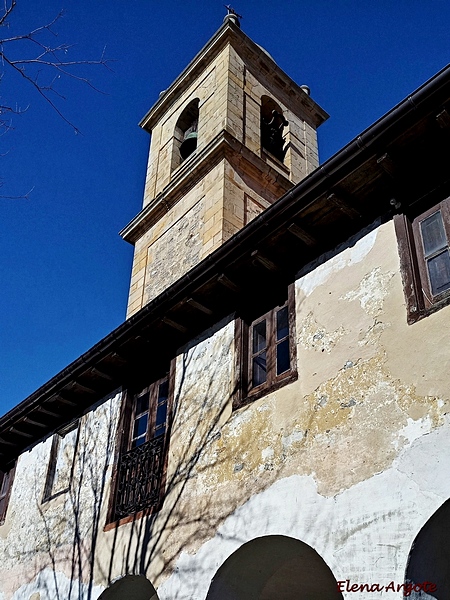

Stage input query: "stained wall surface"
[{"left": 1, "top": 219, "right": 449, "bottom": 600}]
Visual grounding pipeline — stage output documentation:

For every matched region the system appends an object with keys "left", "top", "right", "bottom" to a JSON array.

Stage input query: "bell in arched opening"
[
  {"left": 179, "top": 120, "right": 198, "bottom": 160},
  {"left": 260, "top": 96, "right": 288, "bottom": 162}
]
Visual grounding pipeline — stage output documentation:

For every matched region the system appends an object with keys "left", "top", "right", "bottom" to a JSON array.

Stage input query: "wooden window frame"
[
  {"left": 0, "top": 461, "right": 16, "bottom": 525},
  {"left": 395, "top": 197, "right": 450, "bottom": 324},
  {"left": 105, "top": 361, "right": 175, "bottom": 530},
  {"left": 233, "top": 285, "right": 297, "bottom": 410},
  {"left": 42, "top": 420, "right": 79, "bottom": 503}
]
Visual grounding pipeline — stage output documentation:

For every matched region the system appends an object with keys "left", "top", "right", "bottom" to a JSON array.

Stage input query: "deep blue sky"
[{"left": 1, "top": 1, "right": 449, "bottom": 416}]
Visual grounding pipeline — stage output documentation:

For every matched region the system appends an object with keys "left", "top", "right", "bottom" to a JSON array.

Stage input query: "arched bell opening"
[
  {"left": 172, "top": 99, "right": 200, "bottom": 171},
  {"left": 98, "top": 574, "right": 159, "bottom": 600},
  {"left": 260, "top": 96, "right": 288, "bottom": 163},
  {"left": 206, "top": 535, "right": 343, "bottom": 600},
  {"left": 404, "top": 499, "right": 450, "bottom": 599}
]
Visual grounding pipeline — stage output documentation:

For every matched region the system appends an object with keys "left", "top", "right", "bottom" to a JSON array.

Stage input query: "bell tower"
[{"left": 121, "top": 12, "right": 328, "bottom": 317}]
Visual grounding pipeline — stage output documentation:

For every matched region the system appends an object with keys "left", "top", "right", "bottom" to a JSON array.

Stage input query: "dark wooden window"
[
  {"left": 234, "top": 286, "right": 297, "bottom": 408},
  {"left": 0, "top": 462, "right": 16, "bottom": 525},
  {"left": 42, "top": 420, "right": 79, "bottom": 502},
  {"left": 395, "top": 197, "right": 450, "bottom": 323},
  {"left": 106, "top": 368, "right": 173, "bottom": 528}
]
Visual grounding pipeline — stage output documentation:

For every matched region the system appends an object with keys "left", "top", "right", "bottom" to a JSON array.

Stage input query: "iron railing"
[{"left": 114, "top": 436, "right": 164, "bottom": 519}]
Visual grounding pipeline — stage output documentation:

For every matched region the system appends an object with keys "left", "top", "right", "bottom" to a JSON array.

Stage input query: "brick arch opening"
[
  {"left": 405, "top": 499, "right": 450, "bottom": 599},
  {"left": 206, "top": 535, "right": 343, "bottom": 600},
  {"left": 98, "top": 575, "right": 158, "bottom": 600}
]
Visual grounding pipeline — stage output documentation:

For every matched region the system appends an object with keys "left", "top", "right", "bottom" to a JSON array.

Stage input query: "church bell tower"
[{"left": 121, "top": 12, "right": 328, "bottom": 317}]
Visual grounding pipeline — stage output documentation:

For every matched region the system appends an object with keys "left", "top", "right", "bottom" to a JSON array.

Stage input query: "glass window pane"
[
  {"left": 421, "top": 212, "right": 447, "bottom": 257},
  {"left": 276, "top": 339, "right": 290, "bottom": 375},
  {"left": 252, "top": 320, "right": 267, "bottom": 354},
  {"left": 158, "top": 380, "right": 169, "bottom": 402},
  {"left": 132, "top": 414, "right": 148, "bottom": 440},
  {"left": 155, "top": 402, "right": 167, "bottom": 428},
  {"left": 0, "top": 472, "right": 10, "bottom": 499},
  {"left": 154, "top": 424, "right": 166, "bottom": 438},
  {"left": 252, "top": 351, "right": 267, "bottom": 387},
  {"left": 276, "top": 307, "right": 289, "bottom": 340},
  {"left": 428, "top": 250, "right": 450, "bottom": 295},
  {"left": 132, "top": 436, "right": 146, "bottom": 448},
  {"left": 135, "top": 392, "right": 149, "bottom": 416}
]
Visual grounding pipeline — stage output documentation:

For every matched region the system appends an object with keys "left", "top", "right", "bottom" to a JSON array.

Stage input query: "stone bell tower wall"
[{"left": 122, "top": 22, "right": 328, "bottom": 317}]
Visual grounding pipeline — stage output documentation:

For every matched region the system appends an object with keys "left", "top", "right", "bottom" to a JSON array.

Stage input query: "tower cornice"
[
  {"left": 120, "top": 129, "right": 293, "bottom": 245},
  {"left": 139, "top": 20, "right": 328, "bottom": 132}
]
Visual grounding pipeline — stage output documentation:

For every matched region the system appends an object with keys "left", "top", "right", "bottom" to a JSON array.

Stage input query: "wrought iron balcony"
[{"left": 114, "top": 436, "right": 164, "bottom": 520}]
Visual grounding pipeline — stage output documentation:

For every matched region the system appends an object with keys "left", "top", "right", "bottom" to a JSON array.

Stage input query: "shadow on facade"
[
  {"left": 30, "top": 322, "right": 265, "bottom": 598},
  {"left": 206, "top": 535, "right": 343, "bottom": 600},
  {"left": 405, "top": 499, "right": 450, "bottom": 600}
]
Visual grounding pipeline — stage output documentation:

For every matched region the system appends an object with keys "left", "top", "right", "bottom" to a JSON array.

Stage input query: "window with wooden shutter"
[
  {"left": 234, "top": 285, "right": 297, "bottom": 408},
  {"left": 106, "top": 365, "right": 174, "bottom": 528},
  {"left": 42, "top": 420, "right": 79, "bottom": 502},
  {"left": 0, "top": 462, "right": 16, "bottom": 525},
  {"left": 395, "top": 197, "right": 450, "bottom": 323}
]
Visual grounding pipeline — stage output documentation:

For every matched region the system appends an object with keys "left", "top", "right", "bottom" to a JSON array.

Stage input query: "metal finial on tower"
[{"left": 223, "top": 5, "right": 242, "bottom": 27}]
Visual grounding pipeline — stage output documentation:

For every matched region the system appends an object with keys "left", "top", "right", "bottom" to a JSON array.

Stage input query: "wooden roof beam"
[
  {"left": 251, "top": 250, "right": 278, "bottom": 272},
  {"left": 217, "top": 274, "right": 241, "bottom": 293},
  {"left": 23, "top": 417, "right": 48, "bottom": 428},
  {"left": 162, "top": 317, "right": 188, "bottom": 334},
  {"left": 287, "top": 223, "right": 317, "bottom": 246},
  {"left": 36, "top": 406, "right": 61, "bottom": 419},
  {"left": 327, "top": 192, "right": 361, "bottom": 219},
  {"left": 376, "top": 153, "right": 396, "bottom": 178},
  {"left": 185, "top": 298, "right": 213, "bottom": 316},
  {"left": 436, "top": 108, "right": 450, "bottom": 129},
  {"left": 9, "top": 427, "right": 33, "bottom": 439},
  {"left": 90, "top": 367, "right": 114, "bottom": 382}
]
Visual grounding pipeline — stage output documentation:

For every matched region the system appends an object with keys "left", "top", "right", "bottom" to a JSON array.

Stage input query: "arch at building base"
[
  {"left": 405, "top": 498, "right": 450, "bottom": 599},
  {"left": 98, "top": 575, "right": 158, "bottom": 600},
  {"left": 206, "top": 535, "right": 343, "bottom": 600}
]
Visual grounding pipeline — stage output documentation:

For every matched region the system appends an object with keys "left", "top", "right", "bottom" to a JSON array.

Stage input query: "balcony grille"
[{"left": 114, "top": 436, "right": 164, "bottom": 519}]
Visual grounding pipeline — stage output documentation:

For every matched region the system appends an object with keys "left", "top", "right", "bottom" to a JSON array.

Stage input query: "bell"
[{"left": 180, "top": 131, "right": 198, "bottom": 160}]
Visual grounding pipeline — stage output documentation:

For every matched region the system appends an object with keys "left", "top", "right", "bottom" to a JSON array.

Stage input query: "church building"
[{"left": 1, "top": 11, "right": 450, "bottom": 600}]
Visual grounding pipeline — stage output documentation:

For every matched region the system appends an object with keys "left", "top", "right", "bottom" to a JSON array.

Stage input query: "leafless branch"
[{"left": 0, "top": 1, "right": 113, "bottom": 136}]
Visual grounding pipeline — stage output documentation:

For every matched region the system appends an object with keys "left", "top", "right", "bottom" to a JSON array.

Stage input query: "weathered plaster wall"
[
  {"left": 2, "top": 220, "right": 450, "bottom": 599},
  {"left": 151, "top": 220, "right": 450, "bottom": 599},
  {"left": 0, "top": 391, "right": 121, "bottom": 600}
]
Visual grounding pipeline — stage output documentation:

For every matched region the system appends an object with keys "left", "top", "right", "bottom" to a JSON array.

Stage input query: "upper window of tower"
[
  {"left": 260, "top": 96, "right": 288, "bottom": 163},
  {"left": 172, "top": 99, "right": 200, "bottom": 170}
]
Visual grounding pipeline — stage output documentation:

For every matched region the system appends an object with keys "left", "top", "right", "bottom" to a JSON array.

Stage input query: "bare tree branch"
[
  {"left": 0, "top": 0, "right": 113, "bottom": 196},
  {"left": 0, "top": 1, "right": 112, "bottom": 134}
]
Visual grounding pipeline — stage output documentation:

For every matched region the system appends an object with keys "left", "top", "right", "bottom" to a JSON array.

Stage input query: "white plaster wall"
[
  {"left": 154, "top": 220, "right": 450, "bottom": 600},
  {"left": 158, "top": 418, "right": 450, "bottom": 600},
  {"left": 0, "top": 391, "right": 122, "bottom": 600},
  {"left": 2, "top": 219, "right": 450, "bottom": 600}
]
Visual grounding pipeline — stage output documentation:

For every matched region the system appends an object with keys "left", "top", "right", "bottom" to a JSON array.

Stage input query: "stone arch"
[
  {"left": 98, "top": 574, "right": 159, "bottom": 600},
  {"left": 405, "top": 499, "right": 450, "bottom": 598},
  {"left": 206, "top": 535, "right": 343, "bottom": 600},
  {"left": 260, "top": 95, "right": 288, "bottom": 162},
  {"left": 172, "top": 98, "right": 200, "bottom": 170}
]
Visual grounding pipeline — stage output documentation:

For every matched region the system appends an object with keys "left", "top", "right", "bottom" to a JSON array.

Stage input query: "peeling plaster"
[
  {"left": 296, "top": 228, "right": 378, "bottom": 297},
  {"left": 159, "top": 419, "right": 450, "bottom": 600},
  {"left": 341, "top": 267, "right": 395, "bottom": 317},
  {"left": 2, "top": 221, "right": 450, "bottom": 599}
]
